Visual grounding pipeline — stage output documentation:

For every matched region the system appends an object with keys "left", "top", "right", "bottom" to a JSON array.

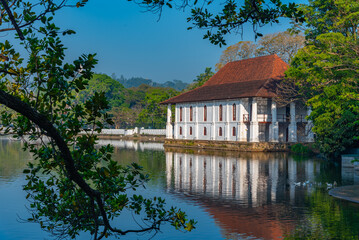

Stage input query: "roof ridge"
[
  {"left": 254, "top": 78, "right": 273, "bottom": 97},
  {"left": 229, "top": 54, "right": 278, "bottom": 64}
]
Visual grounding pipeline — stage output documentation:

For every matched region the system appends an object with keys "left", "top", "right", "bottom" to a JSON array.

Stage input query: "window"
[
  {"left": 204, "top": 127, "right": 207, "bottom": 136},
  {"left": 233, "top": 104, "right": 236, "bottom": 121},
  {"left": 233, "top": 127, "right": 236, "bottom": 136},
  {"left": 204, "top": 105, "right": 207, "bottom": 122},
  {"left": 219, "top": 127, "right": 222, "bottom": 136},
  {"left": 219, "top": 105, "right": 223, "bottom": 121},
  {"left": 190, "top": 127, "right": 192, "bottom": 135},
  {"left": 190, "top": 106, "right": 193, "bottom": 121},
  {"left": 179, "top": 127, "right": 182, "bottom": 135},
  {"left": 180, "top": 107, "right": 183, "bottom": 122}
]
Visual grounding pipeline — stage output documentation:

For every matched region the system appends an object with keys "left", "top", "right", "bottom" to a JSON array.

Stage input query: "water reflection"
[
  {"left": 0, "top": 137, "right": 31, "bottom": 183},
  {"left": 166, "top": 151, "right": 321, "bottom": 206},
  {"left": 1, "top": 139, "right": 359, "bottom": 240},
  {"left": 97, "top": 139, "right": 164, "bottom": 151},
  {"left": 164, "top": 150, "right": 355, "bottom": 240}
]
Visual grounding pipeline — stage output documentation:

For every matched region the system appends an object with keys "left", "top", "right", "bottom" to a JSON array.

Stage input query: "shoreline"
[
  {"left": 164, "top": 139, "right": 315, "bottom": 153},
  {"left": 329, "top": 185, "right": 359, "bottom": 204},
  {"left": 80, "top": 134, "right": 166, "bottom": 143}
]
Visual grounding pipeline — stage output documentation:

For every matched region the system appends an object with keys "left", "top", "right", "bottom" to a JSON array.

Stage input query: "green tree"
[
  {"left": 0, "top": 0, "right": 305, "bottom": 238},
  {"left": 186, "top": 67, "right": 214, "bottom": 90},
  {"left": 76, "top": 73, "right": 127, "bottom": 108},
  {"left": 297, "top": 0, "right": 359, "bottom": 41},
  {"left": 0, "top": 1, "right": 194, "bottom": 239},
  {"left": 282, "top": 0, "right": 359, "bottom": 158},
  {"left": 137, "top": 87, "right": 178, "bottom": 128}
]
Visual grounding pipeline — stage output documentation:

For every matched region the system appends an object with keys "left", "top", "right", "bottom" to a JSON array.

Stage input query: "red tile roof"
[{"left": 162, "top": 54, "right": 288, "bottom": 104}]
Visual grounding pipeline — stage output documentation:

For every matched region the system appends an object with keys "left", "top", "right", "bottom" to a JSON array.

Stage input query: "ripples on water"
[{"left": 0, "top": 138, "right": 359, "bottom": 239}]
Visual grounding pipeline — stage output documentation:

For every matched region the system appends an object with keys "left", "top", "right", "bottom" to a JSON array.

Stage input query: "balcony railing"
[
  {"left": 296, "top": 115, "right": 308, "bottom": 123},
  {"left": 258, "top": 114, "right": 272, "bottom": 123},
  {"left": 277, "top": 114, "right": 288, "bottom": 122}
]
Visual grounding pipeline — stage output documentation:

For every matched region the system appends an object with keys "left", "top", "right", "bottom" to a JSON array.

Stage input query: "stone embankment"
[
  {"left": 164, "top": 139, "right": 315, "bottom": 152},
  {"left": 331, "top": 153, "right": 359, "bottom": 204},
  {"left": 329, "top": 185, "right": 359, "bottom": 204}
]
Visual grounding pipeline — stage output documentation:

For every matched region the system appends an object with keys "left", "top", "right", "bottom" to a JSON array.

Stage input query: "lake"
[{"left": 1, "top": 137, "right": 359, "bottom": 240}]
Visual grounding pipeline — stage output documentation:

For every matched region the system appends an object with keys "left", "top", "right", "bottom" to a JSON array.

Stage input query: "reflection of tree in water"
[
  {"left": 165, "top": 150, "right": 357, "bottom": 240},
  {"left": 284, "top": 189, "right": 359, "bottom": 239},
  {"left": 0, "top": 138, "right": 31, "bottom": 182},
  {"left": 111, "top": 147, "right": 166, "bottom": 186}
]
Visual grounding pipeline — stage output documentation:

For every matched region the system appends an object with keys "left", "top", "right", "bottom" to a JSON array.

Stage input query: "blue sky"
[{"left": 55, "top": 0, "right": 295, "bottom": 83}]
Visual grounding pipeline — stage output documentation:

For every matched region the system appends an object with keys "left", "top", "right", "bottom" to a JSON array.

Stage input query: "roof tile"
[{"left": 162, "top": 54, "right": 288, "bottom": 104}]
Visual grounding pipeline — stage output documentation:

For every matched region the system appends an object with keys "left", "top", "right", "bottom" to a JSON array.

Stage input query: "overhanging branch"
[{"left": 0, "top": 0, "right": 24, "bottom": 40}]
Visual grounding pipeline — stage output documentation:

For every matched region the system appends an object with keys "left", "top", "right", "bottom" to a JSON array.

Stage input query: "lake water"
[{"left": 1, "top": 137, "right": 359, "bottom": 240}]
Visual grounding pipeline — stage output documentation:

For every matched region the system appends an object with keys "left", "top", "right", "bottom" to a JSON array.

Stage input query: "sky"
[{"left": 53, "top": 0, "right": 296, "bottom": 83}]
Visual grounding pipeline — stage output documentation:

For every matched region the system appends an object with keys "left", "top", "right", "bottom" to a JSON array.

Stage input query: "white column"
[
  {"left": 238, "top": 100, "right": 247, "bottom": 141},
  {"left": 226, "top": 102, "right": 230, "bottom": 140},
  {"left": 166, "top": 104, "right": 173, "bottom": 139},
  {"left": 184, "top": 106, "right": 187, "bottom": 139},
  {"left": 306, "top": 107, "right": 314, "bottom": 142},
  {"left": 165, "top": 151, "right": 173, "bottom": 189},
  {"left": 211, "top": 102, "right": 216, "bottom": 140},
  {"left": 174, "top": 106, "right": 178, "bottom": 139},
  {"left": 288, "top": 102, "right": 297, "bottom": 142},
  {"left": 249, "top": 98, "right": 259, "bottom": 142},
  {"left": 270, "top": 99, "right": 279, "bottom": 142},
  {"left": 195, "top": 105, "right": 199, "bottom": 139}
]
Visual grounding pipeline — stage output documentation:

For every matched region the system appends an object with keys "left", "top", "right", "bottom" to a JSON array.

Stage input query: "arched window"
[
  {"left": 232, "top": 127, "right": 236, "bottom": 136},
  {"left": 219, "top": 127, "right": 222, "bottom": 136},
  {"left": 204, "top": 127, "right": 207, "bottom": 136},
  {"left": 190, "top": 127, "right": 193, "bottom": 135},
  {"left": 233, "top": 104, "right": 236, "bottom": 121},
  {"left": 179, "top": 127, "right": 182, "bottom": 135},
  {"left": 219, "top": 105, "right": 223, "bottom": 121},
  {"left": 204, "top": 105, "right": 207, "bottom": 122},
  {"left": 190, "top": 106, "right": 193, "bottom": 121},
  {"left": 180, "top": 107, "right": 183, "bottom": 122}
]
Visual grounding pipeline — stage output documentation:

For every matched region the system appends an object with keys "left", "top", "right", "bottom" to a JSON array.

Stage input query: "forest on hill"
[{"left": 111, "top": 74, "right": 188, "bottom": 91}]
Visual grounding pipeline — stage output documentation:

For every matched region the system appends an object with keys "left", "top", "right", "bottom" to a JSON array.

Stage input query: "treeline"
[
  {"left": 76, "top": 73, "right": 179, "bottom": 129},
  {"left": 111, "top": 74, "right": 188, "bottom": 91}
]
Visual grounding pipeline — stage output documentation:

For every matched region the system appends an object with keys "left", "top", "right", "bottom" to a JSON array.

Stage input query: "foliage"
[
  {"left": 185, "top": 0, "right": 304, "bottom": 46},
  {"left": 295, "top": 0, "right": 359, "bottom": 41},
  {"left": 185, "top": 67, "right": 214, "bottom": 91},
  {"left": 283, "top": 0, "right": 359, "bottom": 158},
  {"left": 76, "top": 73, "right": 127, "bottom": 109},
  {"left": 0, "top": 1, "right": 195, "bottom": 239},
  {"left": 75, "top": 74, "right": 180, "bottom": 129},
  {"left": 215, "top": 31, "right": 305, "bottom": 71},
  {"left": 136, "top": 87, "right": 179, "bottom": 128},
  {"left": 215, "top": 41, "right": 257, "bottom": 71},
  {"left": 113, "top": 74, "right": 188, "bottom": 91},
  {"left": 256, "top": 31, "right": 305, "bottom": 63},
  {"left": 284, "top": 189, "right": 359, "bottom": 239},
  {"left": 290, "top": 143, "right": 312, "bottom": 155}
]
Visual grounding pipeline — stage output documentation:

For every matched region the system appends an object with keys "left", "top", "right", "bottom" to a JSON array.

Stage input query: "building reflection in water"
[
  {"left": 165, "top": 151, "right": 321, "bottom": 240},
  {"left": 97, "top": 139, "right": 164, "bottom": 151}
]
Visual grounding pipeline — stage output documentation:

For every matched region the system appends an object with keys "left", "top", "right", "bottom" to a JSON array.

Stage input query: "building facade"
[{"left": 163, "top": 55, "right": 314, "bottom": 143}]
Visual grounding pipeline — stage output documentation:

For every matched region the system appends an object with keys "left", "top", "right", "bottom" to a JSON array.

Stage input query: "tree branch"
[{"left": 0, "top": 0, "right": 24, "bottom": 40}]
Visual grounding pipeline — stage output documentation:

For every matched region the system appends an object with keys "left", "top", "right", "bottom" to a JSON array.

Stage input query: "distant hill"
[{"left": 113, "top": 74, "right": 188, "bottom": 91}]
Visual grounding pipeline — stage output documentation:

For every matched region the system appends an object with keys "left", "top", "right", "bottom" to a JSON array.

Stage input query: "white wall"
[{"left": 171, "top": 98, "right": 313, "bottom": 142}]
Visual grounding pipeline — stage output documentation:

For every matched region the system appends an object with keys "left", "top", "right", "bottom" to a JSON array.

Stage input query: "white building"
[{"left": 162, "top": 55, "right": 314, "bottom": 143}]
